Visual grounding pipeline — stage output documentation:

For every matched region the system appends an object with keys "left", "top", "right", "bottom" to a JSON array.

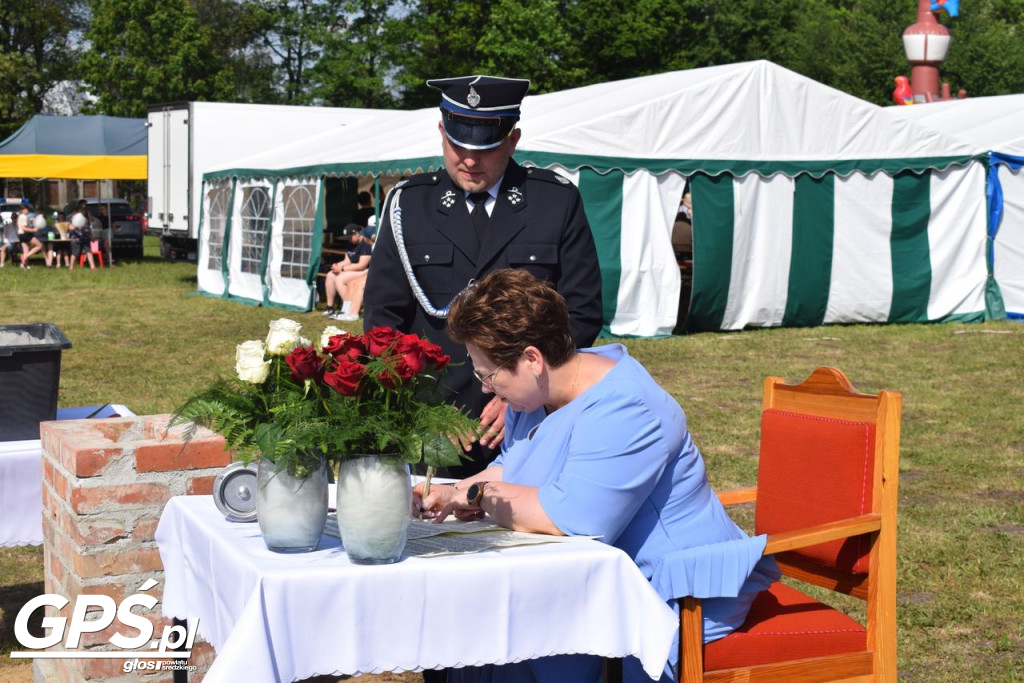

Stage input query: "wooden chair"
[{"left": 678, "top": 367, "right": 901, "bottom": 683}]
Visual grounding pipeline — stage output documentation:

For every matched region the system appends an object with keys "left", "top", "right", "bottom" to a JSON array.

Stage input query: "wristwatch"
[{"left": 466, "top": 481, "right": 489, "bottom": 508}]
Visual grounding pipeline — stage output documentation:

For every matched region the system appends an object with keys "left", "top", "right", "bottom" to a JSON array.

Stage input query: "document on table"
[{"left": 323, "top": 513, "right": 595, "bottom": 557}]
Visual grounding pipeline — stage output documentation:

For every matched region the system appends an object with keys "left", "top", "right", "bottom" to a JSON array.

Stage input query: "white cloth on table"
[
  {"left": 0, "top": 405, "right": 135, "bottom": 548},
  {"left": 156, "top": 495, "right": 678, "bottom": 683},
  {"left": 0, "top": 439, "right": 43, "bottom": 547}
]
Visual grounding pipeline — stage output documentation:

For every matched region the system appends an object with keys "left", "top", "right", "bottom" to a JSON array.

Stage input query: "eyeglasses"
[{"left": 472, "top": 359, "right": 511, "bottom": 388}]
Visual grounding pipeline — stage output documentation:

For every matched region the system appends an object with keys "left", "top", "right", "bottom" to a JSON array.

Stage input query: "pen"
[{"left": 420, "top": 465, "right": 435, "bottom": 519}]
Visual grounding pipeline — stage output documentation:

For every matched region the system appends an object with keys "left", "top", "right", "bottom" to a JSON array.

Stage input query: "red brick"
[
  {"left": 72, "top": 446, "right": 124, "bottom": 478},
  {"left": 49, "top": 460, "right": 70, "bottom": 500},
  {"left": 94, "top": 419, "right": 134, "bottom": 443},
  {"left": 187, "top": 639, "right": 217, "bottom": 668},
  {"left": 69, "top": 518, "right": 127, "bottom": 546},
  {"left": 186, "top": 474, "right": 218, "bottom": 496},
  {"left": 73, "top": 546, "right": 165, "bottom": 579},
  {"left": 135, "top": 439, "right": 230, "bottom": 473},
  {"left": 132, "top": 517, "right": 161, "bottom": 542},
  {"left": 49, "top": 549, "right": 67, "bottom": 586},
  {"left": 70, "top": 483, "right": 171, "bottom": 514},
  {"left": 65, "top": 573, "right": 129, "bottom": 606}
]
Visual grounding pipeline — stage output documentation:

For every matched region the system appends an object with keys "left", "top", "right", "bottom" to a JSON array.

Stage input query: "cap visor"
[{"left": 442, "top": 119, "right": 514, "bottom": 150}]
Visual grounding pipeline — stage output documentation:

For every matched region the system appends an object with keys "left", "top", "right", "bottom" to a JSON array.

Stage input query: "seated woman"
[{"left": 416, "top": 269, "right": 778, "bottom": 683}]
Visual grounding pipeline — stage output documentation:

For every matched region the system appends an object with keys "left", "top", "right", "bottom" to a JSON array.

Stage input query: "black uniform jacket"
[{"left": 363, "top": 159, "right": 602, "bottom": 477}]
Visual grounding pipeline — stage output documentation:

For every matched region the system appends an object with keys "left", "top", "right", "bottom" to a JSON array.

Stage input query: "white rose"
[
  {"left": 265, "top": 318, "right": 303, "bottom": 356},
  {"left": 235, "top": 340, "right": 271, "bottom": 384},
  {"left": 320, "top": 326, "right": 344, "bottom": 349}
]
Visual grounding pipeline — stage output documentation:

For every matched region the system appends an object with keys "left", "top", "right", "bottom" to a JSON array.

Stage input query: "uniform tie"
[{"left": 469, "top": 192, "right": 490, "bottom": 244}]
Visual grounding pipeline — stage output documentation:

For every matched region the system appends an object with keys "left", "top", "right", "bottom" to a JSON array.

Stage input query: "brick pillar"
[{"left": 37, "top": 414, "right": 229, "bottom": 683}]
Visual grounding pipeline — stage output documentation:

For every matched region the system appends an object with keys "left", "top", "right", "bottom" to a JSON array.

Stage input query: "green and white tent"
[
  {"left": 200, "top": 61, "right": 991, "bottom": 334},
  {"left": 886, "top": 94, "right": 1024, "bottom": 320}
]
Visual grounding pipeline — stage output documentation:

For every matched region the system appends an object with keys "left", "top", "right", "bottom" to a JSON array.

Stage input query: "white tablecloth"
[
  {"left": 156, "top": 495, "right": 678, "bottom": 683},
  {"left": 0, "top": 405, "right": 135, "bottom": 548},
  {"left": 0, "top": 439, "right": 44, "bottom": 547}
]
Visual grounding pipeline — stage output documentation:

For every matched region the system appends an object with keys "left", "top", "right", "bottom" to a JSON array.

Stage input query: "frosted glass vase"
[
  {"left": 256, "top": 457, "right": 329, "bottom": 553},
  {"left": 336, "top": 454, "right": 412, "bottom": 564}
]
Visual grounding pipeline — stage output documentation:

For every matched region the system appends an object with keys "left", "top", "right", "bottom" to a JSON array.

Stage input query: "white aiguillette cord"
[{"left": 390, "top": 186, "right": 472, "bottom": 319}]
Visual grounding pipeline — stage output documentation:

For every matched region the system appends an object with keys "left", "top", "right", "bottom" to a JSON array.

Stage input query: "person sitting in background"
[
  {"left": 38, "top": 215, "right": 59, "bottom": 267},
  {"left": 0, "top": 213, "right": 19, "bottom": 268},
  {"left": 321, "top": 224, "right": 372, "bottom": 321},
  {"left": 68, "top": 211, "right": 96, "bottom": 271},
  {"left": 54, "top": 212, "right": 72, "bottom": 268},
  {"left": 416, "top": 269, "right": 779, "bottom": 683}
]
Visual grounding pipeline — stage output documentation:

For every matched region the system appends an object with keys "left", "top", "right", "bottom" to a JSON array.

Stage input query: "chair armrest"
[
  {"left": 764, "top": 513, "right": 881, "bottom": 555},
  {"left": 717, "top": 487, "right": 757, "bottom": 506}
]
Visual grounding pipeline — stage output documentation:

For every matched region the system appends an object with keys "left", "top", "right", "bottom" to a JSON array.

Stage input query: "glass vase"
[
  {"left": 256, "top": 457, "right": 329, "bottom": 553},
  {"left": 335, "top": 454, "right": 412, "bottom": 564}
]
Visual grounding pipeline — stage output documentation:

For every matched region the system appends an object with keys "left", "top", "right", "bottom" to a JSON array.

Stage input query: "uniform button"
[
  {"left": 529, "top": 255, "right": 537, "bottom": 262},
  {"left": 425, "top": 254, "right": 431, "bottom": 261}
]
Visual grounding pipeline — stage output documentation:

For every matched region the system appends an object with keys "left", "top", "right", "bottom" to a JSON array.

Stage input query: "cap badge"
[
  {"left": 467, "top": 86, "right": 481, "bottom": 108},
  {"left": 440, "top": 190, "right": 457, "bottom": 209}
]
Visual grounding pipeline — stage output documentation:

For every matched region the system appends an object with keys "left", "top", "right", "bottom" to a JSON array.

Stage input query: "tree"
[
  {"left": 248, "top": 0, "right": 349, "bottom": 104},
  {"left": 0, "top": 0, "right": 85, "bottom": 138},
  {"left": 942, "top": 0, "right": 1024, "bottom": 97},
  {"left": 80, "top": 0, "right": 235, "bottom": 117},
  {"left": 310, "top": 0, "right": 406, "bottom": 108}
]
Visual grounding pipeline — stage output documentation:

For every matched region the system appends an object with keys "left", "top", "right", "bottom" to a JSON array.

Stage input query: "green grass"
[{"left": 1, "top": 235, "right": 1022, "bottom": 680}]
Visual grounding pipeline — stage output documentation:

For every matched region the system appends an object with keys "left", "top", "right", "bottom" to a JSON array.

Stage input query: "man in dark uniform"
[{"left": 363, "top": 75, "right": 602, "bottom": 479}]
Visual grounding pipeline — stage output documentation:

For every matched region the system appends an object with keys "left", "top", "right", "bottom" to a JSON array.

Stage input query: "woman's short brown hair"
[{"left": 447, "top": 269, "right": 575, "bottom": 368}]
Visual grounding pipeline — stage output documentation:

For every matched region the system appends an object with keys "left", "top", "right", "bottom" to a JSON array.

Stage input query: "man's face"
[{"left": 440, "top": 123, "right": 520, "bottom": 193}]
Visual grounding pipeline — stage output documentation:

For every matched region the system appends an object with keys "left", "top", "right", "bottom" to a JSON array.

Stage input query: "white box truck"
[{"left": 146, "top": 101, "right": 372, "bottom": 259}]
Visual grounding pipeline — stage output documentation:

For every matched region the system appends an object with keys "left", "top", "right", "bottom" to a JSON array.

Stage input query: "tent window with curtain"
[
  {"left": 204, "top": 188, "right": 229, "bottom": 274},
  {"left": 240, "top": 186, "right": 271, "bottom": 275},
  {"left": 205, "top": 185, "right": 230, "bottom": 272},
  {"left": 280, "top": 184, "right": 317, "bottom": 280}
]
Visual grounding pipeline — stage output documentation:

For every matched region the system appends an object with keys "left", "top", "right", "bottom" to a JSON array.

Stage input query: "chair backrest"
[{"left": 754, "top": 367, "right": 901, "bottom": 598}]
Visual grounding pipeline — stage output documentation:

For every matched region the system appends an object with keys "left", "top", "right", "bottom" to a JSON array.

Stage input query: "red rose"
[
  {"left": 393, "top": 334, "right": 426, "bottom": 376},
  {"left": 364, "top": 326, "right": 402, "bottom": 356},
  {"left": 324, "top": 361, "right": 366, "bottom": 396},
  {"left": 324, "top": 333, "right": 366, "bottom": 362},
  {"left": 286, "top": 346, "right": 322, "bottom": 382},
  {"left": 422, "top": 342, "right": 450, "bottom": 371}
]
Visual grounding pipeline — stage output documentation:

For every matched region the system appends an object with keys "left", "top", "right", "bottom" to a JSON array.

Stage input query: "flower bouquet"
[
  {"left": 174, "top": 318, "right": 475, "bottom": 476},
  {"left": 173, "top": 319, "right": 476, "bottom": 557}
]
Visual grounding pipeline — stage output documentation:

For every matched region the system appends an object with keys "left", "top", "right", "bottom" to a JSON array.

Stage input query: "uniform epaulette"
[
  {"left": 523, "top": 166, "right": 574, "bottom": 187},
  {"left": 396, "top": 172, "right": 442, "bottom": 189}
]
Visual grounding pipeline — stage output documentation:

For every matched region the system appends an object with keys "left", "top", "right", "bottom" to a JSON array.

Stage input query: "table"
[
  {"left": 0, "top": 439, "right": 46, "bottom": 547},
  {"left": 0, "top": 405, "right": 134, "bottom": 547},
  {"left": 156, "top": 496, "right": 678, "bottom": 683}
]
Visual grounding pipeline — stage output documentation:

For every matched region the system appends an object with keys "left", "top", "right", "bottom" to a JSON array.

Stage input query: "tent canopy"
[
  {"left": 0, "top": 114, "right": 147, "bottom": 179},
  {"left": 885, "top": 94, "right": 1024, "bottom": 155},
  {"left": 207, "top": 60, "right": 980, "bottom": 182}
]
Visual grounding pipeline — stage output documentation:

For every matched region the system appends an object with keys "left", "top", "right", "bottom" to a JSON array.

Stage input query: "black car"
[{"left": 64, "top": 199, "right": 145, "bottom": 259}]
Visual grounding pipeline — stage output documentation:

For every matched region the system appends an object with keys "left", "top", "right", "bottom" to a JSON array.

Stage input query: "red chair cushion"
[
  {"left": 755, "top": 409, "right": 876, "bottom": 574},
  {"left": 704, "top": 582, "right": 867, "bottom": 670}
]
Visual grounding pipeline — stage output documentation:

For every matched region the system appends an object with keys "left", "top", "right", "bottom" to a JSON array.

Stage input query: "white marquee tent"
[
  {"left": 886, "top": 95, "right": 1024, "bottom": 319},
  {"left": 198, "top": 61, "right": 994, "bottom": 335}
]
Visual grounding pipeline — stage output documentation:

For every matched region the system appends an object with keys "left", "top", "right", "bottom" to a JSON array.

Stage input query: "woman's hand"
[{"left": 413, "top": 482, "right": 483, "bottom": 523}]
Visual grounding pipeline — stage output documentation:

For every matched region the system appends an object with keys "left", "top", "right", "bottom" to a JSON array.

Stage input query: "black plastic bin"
[{"left": 0, "top": 323, "right": 73, "bottom": 441}]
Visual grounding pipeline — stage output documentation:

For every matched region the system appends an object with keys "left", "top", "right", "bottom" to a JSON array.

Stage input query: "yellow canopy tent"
[{"left": 0, "top": 114, "right": 146, "bottom": 180}]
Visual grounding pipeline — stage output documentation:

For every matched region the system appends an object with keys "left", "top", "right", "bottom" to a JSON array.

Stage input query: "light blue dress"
[{"left": 449, "top": 344, "right": 778, "bottom": 683}]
